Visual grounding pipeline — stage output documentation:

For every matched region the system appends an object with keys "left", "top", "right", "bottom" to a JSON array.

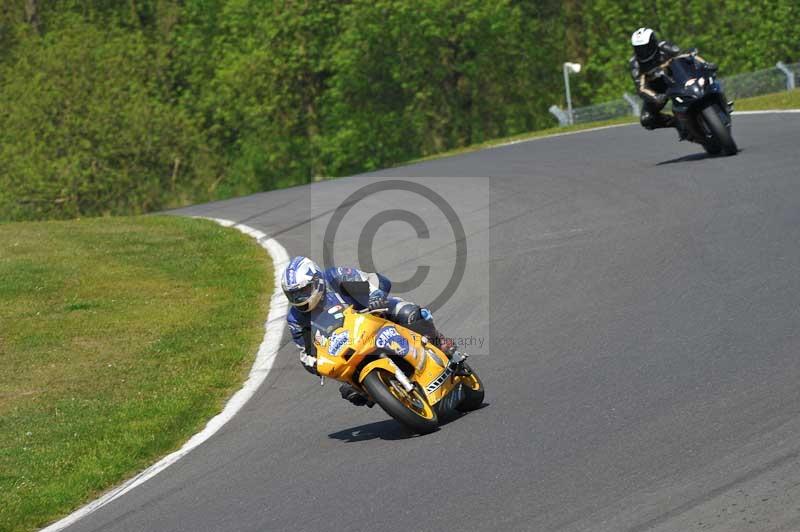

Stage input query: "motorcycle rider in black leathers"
[{"left": 630, "top": 27, "right": 716, "bottom": 135}]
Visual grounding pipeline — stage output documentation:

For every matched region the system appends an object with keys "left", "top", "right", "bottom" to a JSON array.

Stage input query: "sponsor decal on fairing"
[
  {"left": 328, "top": 330, "right": 350, "bottom": 355},
  {"left": 375, "top": 326, "right": 410, "bottom": 356}
]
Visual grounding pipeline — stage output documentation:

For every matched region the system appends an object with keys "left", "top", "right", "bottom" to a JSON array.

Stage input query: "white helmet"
[
  {"left": 281, "top": 256, "right": 325, "bottom": 312},
  {"left": 631, "top": 27, "right": 659, "bottom": 63}
]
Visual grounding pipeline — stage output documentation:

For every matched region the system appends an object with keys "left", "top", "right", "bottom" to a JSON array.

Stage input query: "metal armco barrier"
[{"left": 551, "top": 62, "right": 798, "bottom": 127}]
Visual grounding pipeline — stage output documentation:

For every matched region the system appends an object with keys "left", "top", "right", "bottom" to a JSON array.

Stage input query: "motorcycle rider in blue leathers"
[{"left": 282, "top": 256, "right": 462, "bottom": 406}]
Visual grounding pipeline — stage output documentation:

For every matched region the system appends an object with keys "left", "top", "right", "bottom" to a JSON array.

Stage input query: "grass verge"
[
  {"left": 400, "top": 89, "right": 800, "bottom": 166},
  {"left": 733, "top": 88, "right": 800, "bottom": 111},
  {"left": 0, "top": 216, "right": 271, "bottom": 532}
]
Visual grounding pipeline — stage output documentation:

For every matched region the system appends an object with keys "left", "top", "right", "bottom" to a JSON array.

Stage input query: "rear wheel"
[
  {"left": 456, "top": 364, "right": 485, "bottom": 412},
  {"left": 362, "top": 369, "right": 439, "bottom": 434},
  {"left": 700, "top": 104, "right": 738, "bottom": 156}
]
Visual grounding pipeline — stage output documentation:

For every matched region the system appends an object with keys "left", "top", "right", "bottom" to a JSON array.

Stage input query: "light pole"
[{"left": 563, "top": 62, "right": 582, "bottom": 125}]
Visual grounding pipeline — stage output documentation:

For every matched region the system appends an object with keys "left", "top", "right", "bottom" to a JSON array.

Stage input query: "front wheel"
[
  {"left": 700, "top": 104, "right": 738, "bottom": 156},
  {"left": 362, "top": 369, "right": 439, "bottom": 434},
  {"left": 456, "top": 364, "right": 485, "bottom": 412}
]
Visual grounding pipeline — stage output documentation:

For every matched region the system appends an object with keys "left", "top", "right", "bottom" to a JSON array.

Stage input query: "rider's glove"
[
  {"left": 368, "top": 289, "right": 387, "bottom": 312},
  {"left": 706, "top": 62, "right": 718, "bottom": 74},
  {"left": 300, "top": 353, "right": 318, "bottom": 375}
]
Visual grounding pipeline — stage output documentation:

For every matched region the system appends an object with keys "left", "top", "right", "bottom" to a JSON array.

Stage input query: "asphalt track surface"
[{"left": 65, "top": 113, "right": 800, "bottom": 532}]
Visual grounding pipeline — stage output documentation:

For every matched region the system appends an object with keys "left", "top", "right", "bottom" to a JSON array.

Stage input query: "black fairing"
[
  {"left": 666, "top": 56, "right": 724, "bottom": 112},
  {"left": 665, "top": 55, "right": 731, "bottom": 145}
]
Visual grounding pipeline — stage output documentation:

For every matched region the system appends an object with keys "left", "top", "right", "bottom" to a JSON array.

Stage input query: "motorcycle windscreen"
[
  {"left": 311, "top": 308, "right": 345, "bottom": 340},
  {"left": 339, "top": 280, "right": 371, "bottom": 308},
  {"left": 669, "top": 57, "right": 702, "bottom": 85}
]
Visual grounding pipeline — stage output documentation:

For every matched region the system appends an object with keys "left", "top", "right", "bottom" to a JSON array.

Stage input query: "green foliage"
[
  {"left": 0, "top": 15, "right": 215, "bottom": 220},
  {"left": 321, "top": 0, "right": 564, "bottom": 175},
  {"left": 193, "top": 0, "right": 344, "bottom": 191},
  {"left": 0, "top": 2, "right": 26, "bottom": 57},
  {"left": 572, "top": 0, "right": 800, "bottom": 103},
  {"left": 0, "top": 0, "right": 798, "bottom": 220}
]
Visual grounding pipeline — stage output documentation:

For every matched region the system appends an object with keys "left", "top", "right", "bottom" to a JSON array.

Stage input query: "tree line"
[{"left": 1, "top": 0, "right": 797, "bottom": 220}]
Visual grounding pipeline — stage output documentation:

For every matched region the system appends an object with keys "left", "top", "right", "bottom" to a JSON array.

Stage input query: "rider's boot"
[{"left": 339, "top": 383, "right": 374, "bottom": 408}]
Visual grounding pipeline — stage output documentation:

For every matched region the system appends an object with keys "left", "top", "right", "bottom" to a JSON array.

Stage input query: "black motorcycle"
[{"left": 662, "top": 52, "right": 738, "bottom": 156}]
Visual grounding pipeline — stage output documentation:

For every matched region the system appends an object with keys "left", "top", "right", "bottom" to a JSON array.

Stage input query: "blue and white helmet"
[{"left": 281, "top": 256, "right": 325, "bottom": 312}]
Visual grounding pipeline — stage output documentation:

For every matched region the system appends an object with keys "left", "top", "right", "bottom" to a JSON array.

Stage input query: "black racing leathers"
[
  {"left": 630, "top": 41, "right": 714, "bottom": 131},
  {"left": 629, "top": 40, "right": 681, "bottom": 130}
]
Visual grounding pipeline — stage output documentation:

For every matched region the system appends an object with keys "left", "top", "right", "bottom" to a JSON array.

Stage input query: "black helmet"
[{"left": 631, "top": 28, "right": 659, "bottom": 64}]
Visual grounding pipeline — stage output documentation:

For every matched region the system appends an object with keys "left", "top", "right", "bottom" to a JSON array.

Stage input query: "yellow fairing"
[
  {"left": 357, "top": 359, "right": 398, "bottom": 382},
  {"left": 313, "top": 306, "right": 461, "bottom": 407}
]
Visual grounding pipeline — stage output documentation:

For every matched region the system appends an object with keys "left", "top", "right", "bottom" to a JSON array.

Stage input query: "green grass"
[
  {"left": 0, "top": 216, "right": 272, "bottom": 532},
  {"left": 399, "top": 89, "right": 800, "bottom": 166},
  {"left": 733, "top": 88, "right": 800, "bottom": 111}
]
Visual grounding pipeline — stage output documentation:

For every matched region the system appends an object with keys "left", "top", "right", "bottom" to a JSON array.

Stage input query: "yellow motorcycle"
[{"left": 313, "top": 305, "right": 484, "bottom": 434}]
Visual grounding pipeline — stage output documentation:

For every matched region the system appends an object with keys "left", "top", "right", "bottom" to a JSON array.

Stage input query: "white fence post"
[
  {"left": 776, "top": 62, "right": 796, "bottom": 91},
  {"left": 548, "top": 105, "right": 570, "bottom": 127},
  {"left": 622, "top": 92, "right": 641, "bottom": 116}
]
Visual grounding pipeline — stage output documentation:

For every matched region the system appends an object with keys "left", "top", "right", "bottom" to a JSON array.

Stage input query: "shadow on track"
[
  {"left": 328, "top": 419, "right": 418, "bottom": 442},
  {"left": 655, "top": 152, "right": 712, "bottom": 166},
  {"left": 328, "top": 404, "right": 489, "bottom": 443}
]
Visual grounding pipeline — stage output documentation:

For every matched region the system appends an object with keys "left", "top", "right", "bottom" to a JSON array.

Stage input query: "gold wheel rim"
[
  {"left": 376, "top": 370, "right": 435, "bottom": 420},
  {"left": 461, "top": 373, "right": 482, "bottom": 391}
]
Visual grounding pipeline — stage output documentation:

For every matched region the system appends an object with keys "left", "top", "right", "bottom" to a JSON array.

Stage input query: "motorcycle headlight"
[
  {"left": 698, "top": 77, "right": 706, "bottom": 87},
  {"left": 684, "top": 78, "right": 696, "bottom": 87}
]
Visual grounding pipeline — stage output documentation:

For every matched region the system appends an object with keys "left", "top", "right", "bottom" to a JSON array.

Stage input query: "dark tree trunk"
[
  {"left": 563, "top": 0, "right": 583, "bottom": 63},
  {"left": 24, "top": 0, "right": 40, "bottom": 34}
]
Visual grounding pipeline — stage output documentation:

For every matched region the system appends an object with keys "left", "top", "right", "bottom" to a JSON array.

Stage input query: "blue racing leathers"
[{"left": 286, "top": 266, "right": 437, "bottom": 374}]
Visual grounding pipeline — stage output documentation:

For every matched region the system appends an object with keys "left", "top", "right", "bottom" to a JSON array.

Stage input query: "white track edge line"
[
  {"left": 40, "top": 217, "right": 289, "bottom": 532},
  {"left": 732, "top": 109, "right": 800, "bottom": 115}
]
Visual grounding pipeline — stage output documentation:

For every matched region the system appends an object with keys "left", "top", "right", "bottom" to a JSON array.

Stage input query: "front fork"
[
  {"left": 380, "top": 354, "right": 415, "bottom": 393},
  {"left": 391, "top": 363, "right": 415, "bottom": 393}
]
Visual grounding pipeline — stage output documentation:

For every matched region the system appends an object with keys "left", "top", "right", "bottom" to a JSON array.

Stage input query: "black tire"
[
  {"left": 702, "top": 142, "right": 722, "bottom": 156},
  {"left": 700, "top": 104, "right": 738, "bottom": 156},
  {"left": 456, "top": 364, "right": 485, "bottom": 412},
  {"left": 362, "top": 369, "right": 439, "bottom": 434}
]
